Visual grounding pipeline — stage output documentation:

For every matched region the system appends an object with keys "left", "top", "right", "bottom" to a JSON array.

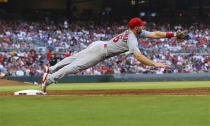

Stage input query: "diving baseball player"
[{"left": 41, "top": 17, "right": 189, "bottom": 94}]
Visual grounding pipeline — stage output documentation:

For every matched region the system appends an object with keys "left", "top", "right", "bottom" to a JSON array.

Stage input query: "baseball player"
[{"left": 41, "top": 17, "right": 189, "bottom": 94}]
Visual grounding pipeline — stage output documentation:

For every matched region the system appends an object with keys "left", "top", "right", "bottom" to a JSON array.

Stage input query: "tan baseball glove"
[{"left": 176, "top": 30, "right": 190, "bottom": 42}]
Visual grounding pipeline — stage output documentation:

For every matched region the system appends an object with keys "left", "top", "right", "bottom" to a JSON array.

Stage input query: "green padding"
[
  {"left": 6, "top": 73, "right": 210, "bottom": 83},
  {"left": 113, "top": 73, "right": 210, "bottom": 82}
]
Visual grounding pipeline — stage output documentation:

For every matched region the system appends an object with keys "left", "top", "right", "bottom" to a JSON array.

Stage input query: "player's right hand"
[{"left": 154, "top": 62, "right": 169, "bottom": 68}]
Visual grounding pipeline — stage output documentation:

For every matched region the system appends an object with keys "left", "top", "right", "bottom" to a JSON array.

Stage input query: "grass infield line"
[{"left": 0, "top": 81, "right": 210, "bottom": 92}]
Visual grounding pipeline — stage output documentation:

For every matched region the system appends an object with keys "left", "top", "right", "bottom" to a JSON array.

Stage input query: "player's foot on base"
[{"left": 43, "top": 65, "right": 50, "bottom": 74}]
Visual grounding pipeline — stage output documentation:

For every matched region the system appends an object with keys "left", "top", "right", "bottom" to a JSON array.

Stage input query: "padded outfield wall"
[{"left": 6, "top": 73, "right": 210, "bottom": 84}]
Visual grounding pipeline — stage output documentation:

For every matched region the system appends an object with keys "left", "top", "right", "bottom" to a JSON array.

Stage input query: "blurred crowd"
[{"left": 0, "top": 17, "right": 209, "bottom": 77}]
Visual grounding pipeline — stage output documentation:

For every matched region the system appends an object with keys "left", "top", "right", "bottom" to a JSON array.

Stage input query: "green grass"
[
  {"left": 0, "top": 96, "right": 210, "bottom": 126},
  {"left": 1, "top": 81, "right": 210, "bottom": 126},
  {"left": 0, "top": 81, "right": 210, "bottom": 92}
]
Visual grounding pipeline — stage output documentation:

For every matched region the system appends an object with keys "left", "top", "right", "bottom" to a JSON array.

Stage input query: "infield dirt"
[
  {"left": 0, "top": 79, "right": 33, "bottom": 86},
  {"left": 0, "top": 79, "right": 210, "bottom": 96}
]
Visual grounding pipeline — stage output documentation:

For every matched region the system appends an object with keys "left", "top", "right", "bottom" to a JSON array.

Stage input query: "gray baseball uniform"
[{"left": 49, "top": 30, "right": 150, "bottom": 80}]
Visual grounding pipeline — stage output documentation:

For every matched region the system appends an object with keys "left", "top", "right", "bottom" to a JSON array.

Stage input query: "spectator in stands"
[
  {"left": 49, "top": 54, "right": 58, "bottom": 66},
  {"left": 0, "top": 15, "right": 209, "bottom": 76}
]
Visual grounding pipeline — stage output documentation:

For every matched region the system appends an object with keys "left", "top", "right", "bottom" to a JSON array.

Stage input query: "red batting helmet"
[{"left": 128, "top": 17, "right": 147, "bottom": 29}]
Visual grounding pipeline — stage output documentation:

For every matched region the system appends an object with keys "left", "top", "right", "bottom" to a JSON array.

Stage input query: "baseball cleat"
[
  {"left": 42, "top": 73, "right": 48, "bottom": 94},
  {"left": 43, "top": 65, "right": 50, "bottom": 74}
]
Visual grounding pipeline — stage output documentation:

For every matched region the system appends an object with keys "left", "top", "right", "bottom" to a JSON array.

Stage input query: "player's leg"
[
  {"left": 51, "top": 41, "right": 107, "bottom": 80},
  {"left": 42, "top": 41, "right": 107, "bottom": 93},
  {"left": 52, "top": 54, "right": 103, "bottom": 80},
  {"left": 47, "top": 53, "right": 79, "bottom": 73},
  {"left": 46, "top": 42, "right": 98, "bottom": 73},
  {"left": 42, "top": 57, "right": 99, "bottom": 93}
]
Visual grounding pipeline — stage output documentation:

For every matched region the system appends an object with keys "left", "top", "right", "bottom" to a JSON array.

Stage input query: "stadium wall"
[{"left": 6, "top": 73, "right": 210, "bottom": 84}]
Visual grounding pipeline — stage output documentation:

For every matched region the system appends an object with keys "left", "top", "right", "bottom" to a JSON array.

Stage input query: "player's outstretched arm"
[
  {"left": 147, "top": 31, "right": 190, "bottom": 42},
  {"left": 147, "top": 31, "right": 176, "bottom": 39},
  {"left": 133, "top": 52, "right": 168, "bottom": 68}
]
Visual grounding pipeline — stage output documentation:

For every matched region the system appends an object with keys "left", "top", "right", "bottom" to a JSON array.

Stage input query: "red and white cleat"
[
  {"left": 41, "top": 73, "right": 55, "bottom": 94},
  {"left": 41, "top": 73, "right": 48, "bottom": 94}
]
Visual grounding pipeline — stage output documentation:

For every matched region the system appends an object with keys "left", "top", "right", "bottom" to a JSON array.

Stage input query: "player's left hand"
[
  {"left": 154, "top": 62, "right": 169, "bottom": 68},
  {"left": 176, "top": 30, "right": 190, "bottom": 42}
]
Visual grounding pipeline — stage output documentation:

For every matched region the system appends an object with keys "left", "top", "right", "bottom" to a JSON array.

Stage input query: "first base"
[{"left": 14, "top": 90, "right": 45, "bottom": 95}]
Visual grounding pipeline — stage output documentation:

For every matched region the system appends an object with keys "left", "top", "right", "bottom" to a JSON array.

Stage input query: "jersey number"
[
  {"left": 113, "top": 30, "right": 129, "bottom": 43},
  {"left": 113, "top": 34, "right": 123, "bottom": 43}
]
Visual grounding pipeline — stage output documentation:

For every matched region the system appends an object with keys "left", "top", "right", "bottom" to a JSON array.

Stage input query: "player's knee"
[
  {"left": 65, "top": 66, "right": 81, "bottom": 74},
  {"left": 73, "top": 65, "right": 83, "bottom": 72}
]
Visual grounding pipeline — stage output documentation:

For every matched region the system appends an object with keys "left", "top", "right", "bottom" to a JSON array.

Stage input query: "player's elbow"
[{"left": 133, "top": 52, "right": 141, "bottom": 59}]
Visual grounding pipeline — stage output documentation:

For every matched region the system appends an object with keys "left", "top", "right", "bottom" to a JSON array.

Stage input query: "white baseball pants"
[{"left": 49, "top": 41, "right": 108, "bottom": 81}]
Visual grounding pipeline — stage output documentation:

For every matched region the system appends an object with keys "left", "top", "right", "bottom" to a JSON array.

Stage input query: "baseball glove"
[{"left": 176, "top": 30, "right": 190, "bottom": 42}]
